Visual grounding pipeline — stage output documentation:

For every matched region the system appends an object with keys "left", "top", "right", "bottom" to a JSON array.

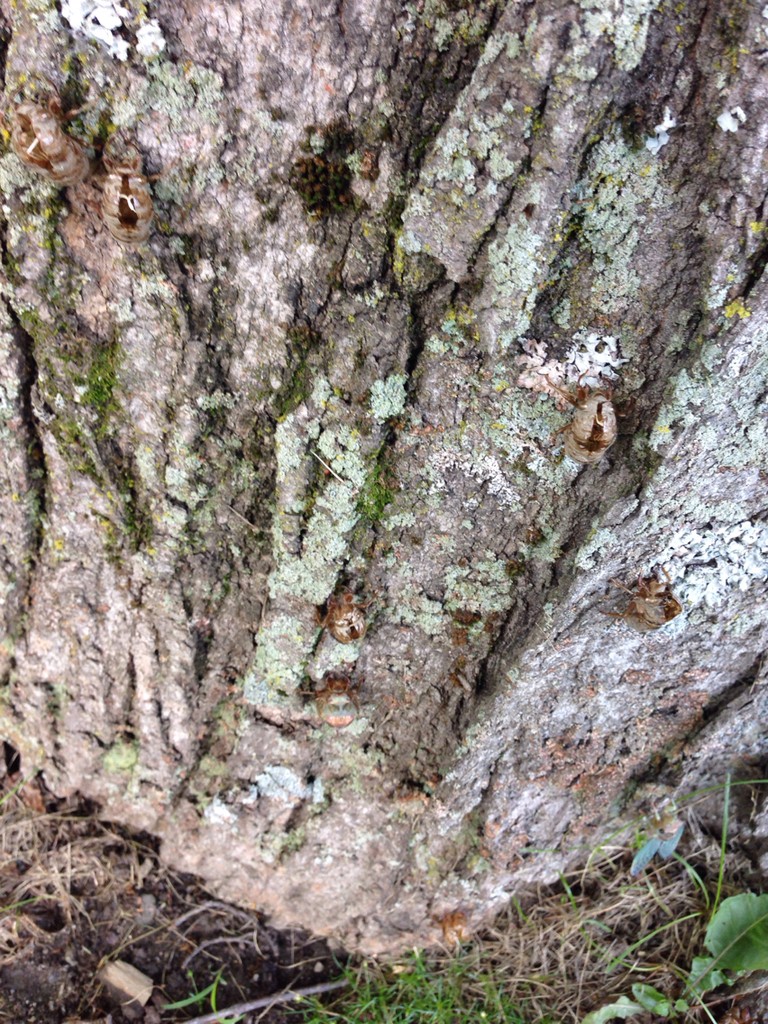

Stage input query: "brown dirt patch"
[{"left": 0, "top": 767, "right": 340, "bottom": 1024}]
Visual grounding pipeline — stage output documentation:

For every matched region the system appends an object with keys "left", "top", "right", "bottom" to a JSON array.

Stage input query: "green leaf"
[
  {"left": 704, "top": 893, "right": 768, "bottom": 971},
  {"left": 657, "top": 824, "right": 685, "bottom": 860},
  {"left": 630, "top": 983, "right": 671, "bottom": 1015},
  {"left": 163, "top": 979, "right": 217, "bottom": 1010},
  {"left": 580, "top": 996, "right": 643, "bottom": 1024},
  {"left": 630, "top": 838, "right": 661, "bottom": 876},
  {"left": 687, "top": 955, "right": 730, "bottom": 997}
]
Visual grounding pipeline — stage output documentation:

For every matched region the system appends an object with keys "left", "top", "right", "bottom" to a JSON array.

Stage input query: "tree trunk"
[{"left": 1, "top": 0, "right": 766, "bottom": 953}]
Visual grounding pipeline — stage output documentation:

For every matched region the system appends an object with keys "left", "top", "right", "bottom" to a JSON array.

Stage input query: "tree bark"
[{"left": 1, "top": 0, "right": 767, "bottom": 953}]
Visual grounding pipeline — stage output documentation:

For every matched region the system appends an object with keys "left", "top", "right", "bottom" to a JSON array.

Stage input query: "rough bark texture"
[{"left": 1, "top": 0, "right": 767, "bottom": 953}]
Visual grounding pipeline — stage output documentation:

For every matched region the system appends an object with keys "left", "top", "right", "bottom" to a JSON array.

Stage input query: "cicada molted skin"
[
  {"left": 101, "top": 140, "right": 155, "bottom": 245},
  {"left": 9, "top": 95, "right": 90, "bottom": 187}
]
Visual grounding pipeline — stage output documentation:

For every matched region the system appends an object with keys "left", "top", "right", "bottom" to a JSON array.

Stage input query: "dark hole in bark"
[{"left": 3, "top": 740, "right": 21, "bottom": 774}]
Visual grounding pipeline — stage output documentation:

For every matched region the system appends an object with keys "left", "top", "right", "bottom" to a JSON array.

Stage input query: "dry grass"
[
  {"left": 0, "top": 778, "right": 335, "bottom": 1022},
  {"left": 480, "top": 849, "right": 713, "bottom": 1022},
  {"left": 2, "top": 769, "right": 766, "bottom": 1023},
  {"left": 440, "top": 831, "right": 761, "bottom": 1024}
]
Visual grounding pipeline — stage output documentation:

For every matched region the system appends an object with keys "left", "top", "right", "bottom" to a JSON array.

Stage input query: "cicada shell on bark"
[
  {"left": 10, "top": 97, "right": 90, "bottom": 187},
  {"left": 101, "top": 142, "right": 154, "bottom": 245},
  {"left": 609, "top": 568, "right": 682, "bottom": 632},
  {"left": 314, "top": 673, "right": 361, "bottom": 729},
  {"left": 322, "top": 592, "right": 368, "bottom": 644},
  {"left": 564, "top": 390, "right": 618, "bottom": 465}
]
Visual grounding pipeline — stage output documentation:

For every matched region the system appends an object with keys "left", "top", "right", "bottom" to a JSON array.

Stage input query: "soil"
[
  {"left": 0, "top": 763, "right": 341, "bottom": 1024},
  {"left": 4, "top": 751, "right": 768, "bottom": 1024}
]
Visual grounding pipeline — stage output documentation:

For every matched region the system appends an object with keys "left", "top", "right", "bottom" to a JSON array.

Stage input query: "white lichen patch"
[
  {"left": 203, "top": 796, "right": 238, "bottom": 828},
  {"left": 516, "top": 331, "right": 628, "bottom": 395},
  {"left": 136, "top": 19, "right": 166, "bottom": 57},
  {"left": 717, "top": 107, "right": 747, "bottom": 133},
  {"left": 61, "top": 0, "right": 130, "bottom": 59},
  {"left": 565, "top": 331, "right": 628, "bottom": 382},
  {"left": 645, "top": 107, "right": 677, "bottom": 155},
  {"left": 61, "top": 1, "right": 166, "bottom": 61},
  {"left": 247, "top": 765, "right": 323, "bottom": 803},
  {"left": 370, "top": 374, "right": 408, "bottom": 422},
  {"left": 427, "top": 445, "right": 520, "bottom": 509},
  {"left": 657, "top": 521, "right": 768, "bottom": 608}
]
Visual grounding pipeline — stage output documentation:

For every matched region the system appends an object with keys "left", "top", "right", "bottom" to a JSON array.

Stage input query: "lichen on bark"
[{"left": 1, "top": 0, "right": 766, "bottom": 954}]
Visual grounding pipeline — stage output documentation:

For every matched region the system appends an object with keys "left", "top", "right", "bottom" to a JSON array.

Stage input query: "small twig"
[
  {"left": 171, "top": 900, "right": 257, "bottom": 930},
  {"left": 181, "top": 932, "right": 255, "bottom": 970},
  {"left": 171, "top": 978, "right": 348, "bottom": 1024},
  {"left": 310, "top": 449, "right": 347, "bottom": 484},
  {"left": 226, "top": 506, "right": 259, "bottom": 531}
]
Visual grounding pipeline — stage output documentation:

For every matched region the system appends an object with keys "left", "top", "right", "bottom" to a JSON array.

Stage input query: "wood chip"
[{"left": 98, "top": 959, "right": 153, "bottom": 1008}]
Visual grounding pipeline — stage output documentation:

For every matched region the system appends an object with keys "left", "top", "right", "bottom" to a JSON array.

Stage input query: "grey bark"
[{"left": 1, "top": 0, "right": 767, "bottom": 953}]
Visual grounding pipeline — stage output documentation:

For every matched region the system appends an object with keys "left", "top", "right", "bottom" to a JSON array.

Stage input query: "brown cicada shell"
[
  {"left": 554, "top": 383, "right": 618, "bottom": 464},
  {"left": 321, "top": 592, "right": 368, "bottom": 644},
  {"left": 313, "top": 672, "right": 361, "bottom": 729},
  {"left": 101, "top": 139, "right": 155, "bottom": 245},
  {"left": 8, "top": 93, "right": 90, "bottom": 187},
  {"left": 607, "top": 567, "right": 682, "bottom": 632}
]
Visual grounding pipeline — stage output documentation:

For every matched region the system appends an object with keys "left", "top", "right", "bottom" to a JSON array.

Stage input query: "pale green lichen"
[
  {"left": 482, "top": 389, "right": 570, "bottom": 495},
  {"left": 408, "top": 0, "right": 493, "bottom": 51},
  {"left": 388, "top": 590, "right": 447, "bottom": 636},
  {"left": 316, "top": 425, "right": 368, "bottom": 489},
  {"left": 145, "top": 61, "right": 224, "bottom": 130},
  {"left": 487, "top": 215, "right": 547, "bottom": 342},
  {"left": 575, "top": 524, "right": 626, "bottom": 572},
  {"left": 103, "top": 740, "right": 138, "bottom": 774},
  {"left": 109, "top": 297, "right": 135, "bottom": 325},
  {"left": 311, "top": 376, "right": 333, "bottom": 409},
  {"left": 270, "top": 477, "right": 361, "bottom": 604},
  {"left": 314, "top": 641, "right": 362, "bottom": 675},
  {"left": 444, "top": 557, "right": 516, "bottom": 614},
  {"left": 579, "top": 317, "right": 768, "bottom": 618},
  {"left": 429, "top": 105, "right": 520, "bottom": 209},
  {"left": 244, "top": 614, "right": 317, "bottom": 700},
  {"left": 196, "top": 390, "right": 238, "bottom": 412},
  {"left": 275, "top": 413, "right": 311, "bottom": 483},
  {"left": 552, "top": 298, "right": 572, "bottom": 328},
  {"left": 647, "top": 367, "right": 703, "bottom": 444},
  {"left": 0, "top": 153, "right": 57, "bottom": 203},
  {"left": 575, "top": 130, "right": 667, "bottom": 312},
  {"left": 165, "top": 456, "right": 207, "bottom": 508},
  {"left": 248, "top": 382, "right": 385, "bottom": 699},
  {"left": 579, "top": 0, "right": 659, "bottom": 71},
  {"left": 478, "top": 30, "right": 522, "bottom": 68},
  {"left": 370, "top": 374, "right": 408, "bottom": 422}
]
